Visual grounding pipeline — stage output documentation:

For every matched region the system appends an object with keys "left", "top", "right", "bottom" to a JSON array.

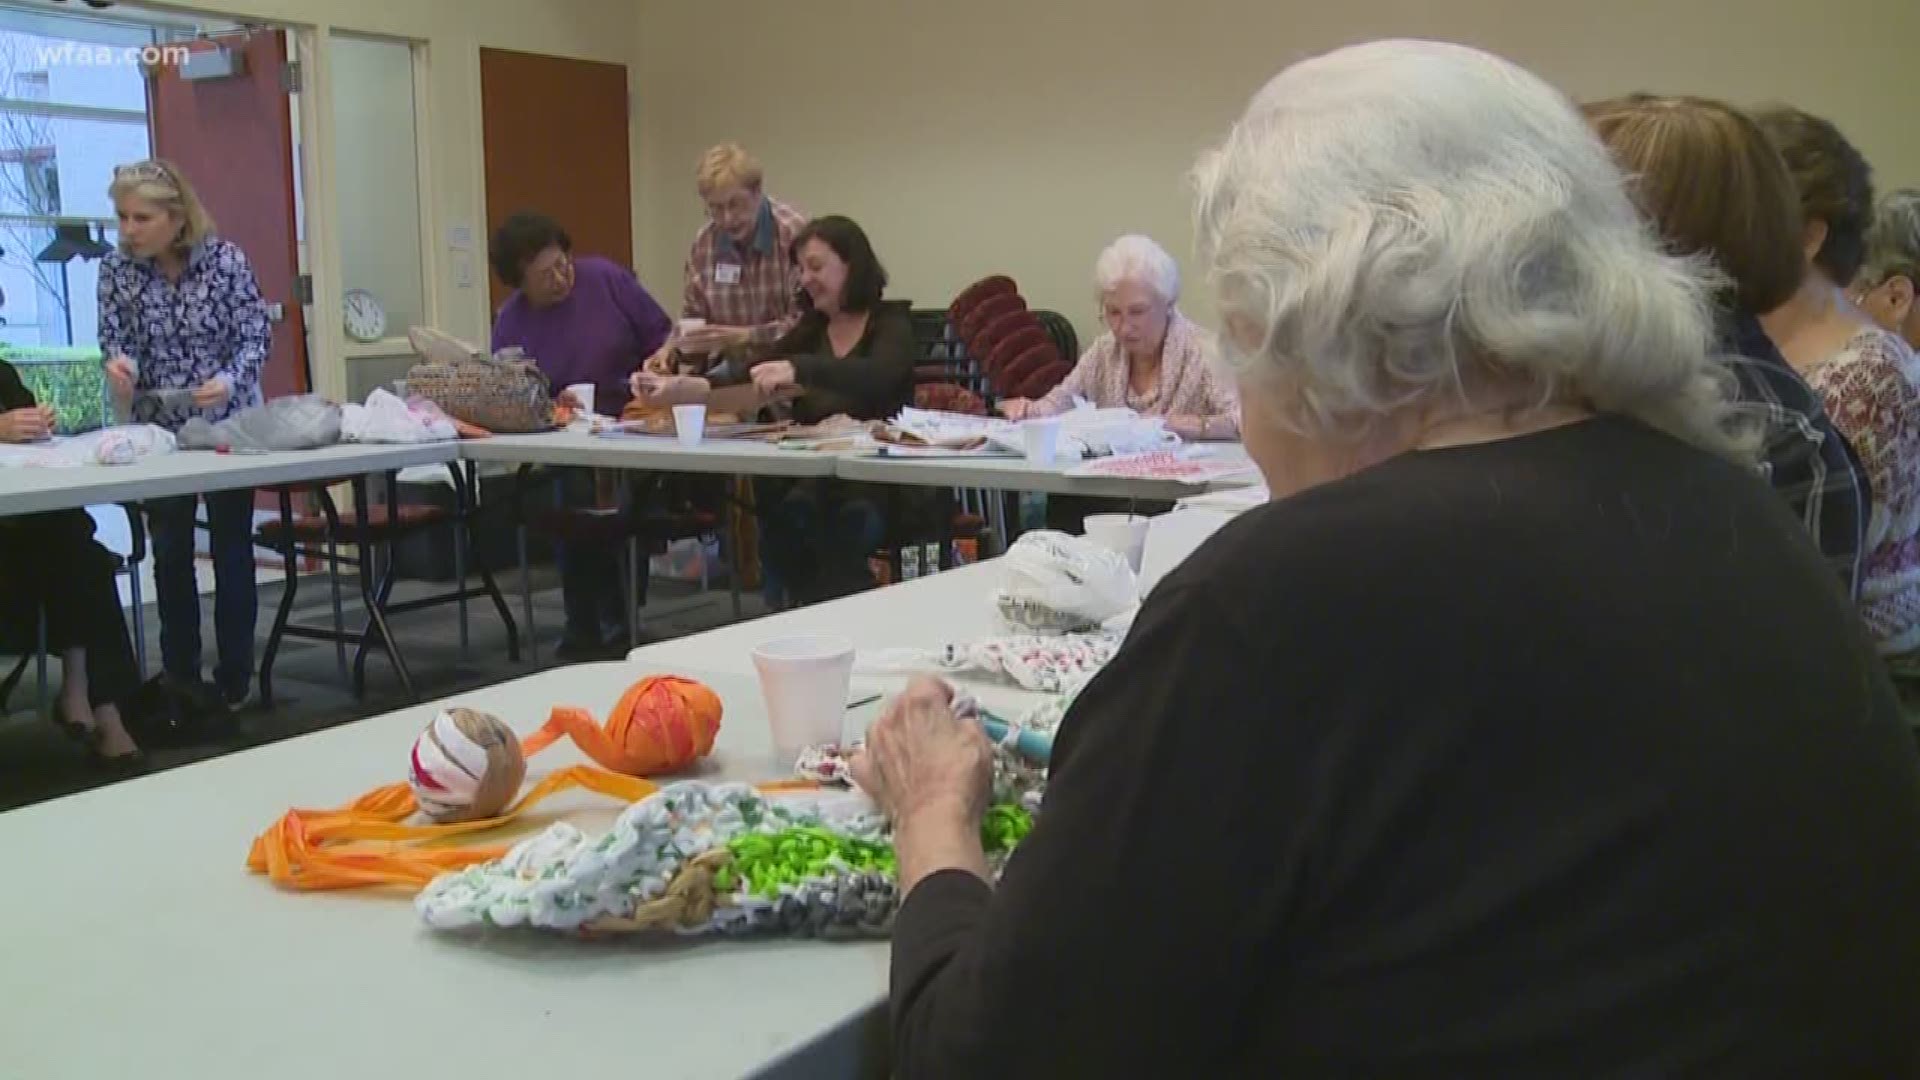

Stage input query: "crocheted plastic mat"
[
  {"left": 418, "top": 689, "right": 1074, "bottom": 939},
  {"left": 416, "top": 781, "right": 1034, "bottom": 938}
]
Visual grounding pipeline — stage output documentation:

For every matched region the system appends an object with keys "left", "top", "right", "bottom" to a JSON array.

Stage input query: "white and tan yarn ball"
[{"left": 407, "top": 708, "right": 527, "bottom": 823}]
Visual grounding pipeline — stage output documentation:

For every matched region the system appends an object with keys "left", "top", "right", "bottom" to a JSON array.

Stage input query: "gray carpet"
[{"left": 0, "top": 564, "right": 770, "bottom": 812}]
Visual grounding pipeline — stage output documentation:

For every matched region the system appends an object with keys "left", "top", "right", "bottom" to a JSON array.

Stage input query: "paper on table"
[{"left": 1065, "top": 448, "right": 1255, "bottom": 484}]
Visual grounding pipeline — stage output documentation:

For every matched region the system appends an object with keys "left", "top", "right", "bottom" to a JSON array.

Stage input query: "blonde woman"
[{"left": 99, "top": 158, "right": 272, "bottom": 713}]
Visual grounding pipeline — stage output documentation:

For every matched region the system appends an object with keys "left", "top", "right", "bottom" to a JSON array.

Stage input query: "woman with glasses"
[
  {"left": 996, "top": 235, "right": 1239, "bottom": 439},
  {"left": 1853, "top": 189, "right": 1920, "bottom": 352},
  {"left": 489, "top": 211, "right": 673, "bottom": 659},
  {"left": 997, "top": 235, "right": 1241, "bottom": 531},
  {"left": 99, "top": 157, "right": 270, "bottom": 714},
  {"left": 644, "top": 142, "right": 807, "bottom": 374}
]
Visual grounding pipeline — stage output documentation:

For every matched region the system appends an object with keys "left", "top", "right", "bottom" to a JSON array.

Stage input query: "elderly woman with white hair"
[
  {"left": 996, "top": 234, "right": 1238, "bottom": 439},
  {"left": 853, "top": 41, "right": 1920, "bottom": 1077},
  {"left": 1854, "top": 189, "right": 1920, "bottom": 351}
]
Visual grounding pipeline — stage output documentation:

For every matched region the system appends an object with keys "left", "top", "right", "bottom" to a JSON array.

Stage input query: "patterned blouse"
[
  {"left": 1802, "top": 326, "right": 1920, "bottom": 655},
  {"left": 96, "top": 236, "right": 272, "bottom": 430},
  {"left": 1027, "top": 310, "right": 1240, "bottom": 437}
]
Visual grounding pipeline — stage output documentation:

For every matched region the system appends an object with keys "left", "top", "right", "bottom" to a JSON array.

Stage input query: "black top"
[
  {"left": 764, "top": 299, "right": 915, "bottom": 424},
  {"left": 0, "top": 356, "right": 34, "bottom": 412},
  {"left": 1722, "top": 309, "right": 1870, "bottom": 599},
  {"left": 892, "top": 416, "right": 1920, "bottom": 1077},
  {"left": 0, "top": 359, "right": 98, "bottom": 548}
]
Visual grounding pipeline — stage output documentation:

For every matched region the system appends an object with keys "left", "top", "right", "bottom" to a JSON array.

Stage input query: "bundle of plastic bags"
[
  {"left": 992, "top": 530, "right": 1139, "bottom": 634},
  {"left": 177, "top": 394, "right": 342, "bottom": 452},
  {"left": 341, "top": 388, "right": 458, "bottom": 444}
]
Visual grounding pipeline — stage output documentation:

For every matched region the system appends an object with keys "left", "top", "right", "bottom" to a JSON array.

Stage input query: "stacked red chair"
[{"left": 945, "top": 275, "right": 1074, "bottom": 402}]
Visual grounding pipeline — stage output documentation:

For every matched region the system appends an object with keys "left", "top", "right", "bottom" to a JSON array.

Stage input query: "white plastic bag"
[
  {"left": 341, "top": 388, "right": 458, "bottom": 444},
  {"left": 0, "top": 423, "right": 175, "bottom": 468},
  {"left": 991, "top": 530, "right": 1138, "bottom": 633}
]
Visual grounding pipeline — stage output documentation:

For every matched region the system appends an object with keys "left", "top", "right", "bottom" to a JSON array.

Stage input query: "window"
[
  {"left": 0, "top": 5, "right": 155, "bottom": 348},
  {"left": 330, "top": 32, "right": 426, "bottom": 341}
]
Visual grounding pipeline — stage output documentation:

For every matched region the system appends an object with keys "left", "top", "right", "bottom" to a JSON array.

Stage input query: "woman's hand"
[
  {"left": 643, "top": 344, "right": 677, "bottom": 376},
  {"left": 750, "top": 360, "right": 797, "bottom": 395},
  {"left": 0, "top": 405, "right": 54, "bottom": 443},
  {"left": 630, "top": 370, "right": 711, "bottom": 408},
  {"left": 104, "top": 355, "right": 136, "bottom": 399},
  {"left": 678, "top": 324, "right": 749, "bottom": 356},
  {"left": 997, "top": 398, "right": 1032, "bottom": 421},
  {"left": 192, "top": 376, "right": 232, "bottom": 411},
  {"left": 851, "top": 677, "right": 993, "bottom": 825}
]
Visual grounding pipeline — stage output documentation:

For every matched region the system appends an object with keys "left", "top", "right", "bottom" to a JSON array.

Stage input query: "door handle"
[{"left": 266, "top": 301, "right": 285, "bottom": 323}]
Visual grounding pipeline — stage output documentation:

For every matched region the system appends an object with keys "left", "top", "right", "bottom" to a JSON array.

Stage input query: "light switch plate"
[{"left": 447, "top": 224, "right": 473, "bottom": 251}]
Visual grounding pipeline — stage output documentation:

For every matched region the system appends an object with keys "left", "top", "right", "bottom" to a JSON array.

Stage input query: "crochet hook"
[{"left": 977, "top": 709, "right": 1053, "bottom": 766}]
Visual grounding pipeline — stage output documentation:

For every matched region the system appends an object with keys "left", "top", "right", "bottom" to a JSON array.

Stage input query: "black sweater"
[
  {"left": 891, "top": 416, "right": 1920, "bottom": 1077},
  {"left": 766, "top": 299, "right": 915, "bottom": 424}
]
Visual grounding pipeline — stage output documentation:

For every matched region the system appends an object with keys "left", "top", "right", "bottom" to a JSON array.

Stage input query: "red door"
[{"left": 146, "top": 30, "right": 308, "bottom": 399}]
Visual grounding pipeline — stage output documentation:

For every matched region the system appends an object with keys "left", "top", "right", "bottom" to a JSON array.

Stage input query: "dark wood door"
[
  {"left": 146, "top": 29, "right": 308, "bottom": 399},
  {"left": 479, "top": 48, "right": 632, "bottom": 315}
]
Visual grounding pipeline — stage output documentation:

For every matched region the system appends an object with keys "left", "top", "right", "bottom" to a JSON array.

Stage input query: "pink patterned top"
[
  {"left": 1803, "top": 326, "right": 1920, "bottom": 655},
  {"left": 1027, "top": 310, "right": 1240, "bottom": 438}
]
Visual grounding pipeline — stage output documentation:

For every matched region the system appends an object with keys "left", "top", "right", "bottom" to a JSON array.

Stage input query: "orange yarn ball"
[{"left": 522, "top": 675, "right": 723, "bottom": 776}]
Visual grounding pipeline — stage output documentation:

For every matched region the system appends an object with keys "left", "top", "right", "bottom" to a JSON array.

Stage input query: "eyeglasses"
[
  {"left": 704, "top": 191, "right": 757, "bottom": 221},
  {"left": 525, "top": 250, "right": 572, "bottom": 283}
]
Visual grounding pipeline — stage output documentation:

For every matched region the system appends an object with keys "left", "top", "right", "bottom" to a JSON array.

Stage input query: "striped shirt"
[
  {"left": 1723, "top": 311, "right": 1869, "bottom": 601},
  {"left": 681, "top": 194, "right": 807, "bottom": 349}
]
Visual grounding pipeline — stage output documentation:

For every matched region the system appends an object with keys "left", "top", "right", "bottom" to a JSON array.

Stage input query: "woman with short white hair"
[
  {"left": 1854, "top": 188, "right": 1920, "bottom": 350},
  {"left": 854, "top": 40, "right": 1920, "bottom": 1076},
  {"left": 996, "top": 234, "right": 1238, "bottom": 440}
]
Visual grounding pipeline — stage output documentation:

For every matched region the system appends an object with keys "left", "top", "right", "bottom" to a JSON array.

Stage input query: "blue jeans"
[{"left": 146, "top": 488, "right": 258, "bottom": 696}]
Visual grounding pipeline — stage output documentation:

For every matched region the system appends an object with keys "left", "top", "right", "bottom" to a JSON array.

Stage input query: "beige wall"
[
  {"left": 631, "top": 0, "right": 1920, "bottom": 344},
  {"left": 138, "top": 0, "right": 636, "bottom": 397}
]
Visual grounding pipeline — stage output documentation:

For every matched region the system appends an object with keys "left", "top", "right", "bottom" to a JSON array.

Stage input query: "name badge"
[{"left": 714, "top": 262, "right": 742, "bottom": 285}]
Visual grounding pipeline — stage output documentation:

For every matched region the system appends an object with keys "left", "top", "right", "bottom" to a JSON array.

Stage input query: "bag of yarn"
[
  {"left": 992, "top": 530, "right": 1138, "bottom": 633},
  {"left": 404, "top": 326, "right": 556, "bottom": 433}
]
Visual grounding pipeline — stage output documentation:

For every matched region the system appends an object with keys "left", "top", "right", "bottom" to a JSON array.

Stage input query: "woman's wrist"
[{"left": 894, "top": 797, "right": 990, "bottom": 896}]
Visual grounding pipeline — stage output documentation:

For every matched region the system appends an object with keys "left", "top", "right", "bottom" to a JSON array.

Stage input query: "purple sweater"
[{"left": 490, "top": 255, "right": 671, "bottom": 415}]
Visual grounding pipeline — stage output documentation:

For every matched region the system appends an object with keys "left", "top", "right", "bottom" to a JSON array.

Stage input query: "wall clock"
[{"left": 344, "top": 288, "right": 387, "bottom": 343}]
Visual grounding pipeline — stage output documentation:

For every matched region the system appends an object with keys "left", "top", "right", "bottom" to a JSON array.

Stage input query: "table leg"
[
  {"left": 353, "top": 472, "right": 417, "bottom": 700},
  {"left": 450, "top": 462, "right": 470, "bottom": 657},
  {"left": 727, "top": 473, "right": 744, "bottom": 619},
  {"left": 516, "top": 464, "right": 536, "bottom": 662},
  {"left": 987, "top": 491, "right": 1011, "bottom": 557}
]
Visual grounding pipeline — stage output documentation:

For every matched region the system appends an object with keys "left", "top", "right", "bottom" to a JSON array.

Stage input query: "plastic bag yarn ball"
[
  {"left": 523, "top": 675, "right": 723, "bottom": 777},
  {"left": 408, "top": 708, "right": 528, "bottom": 823}
]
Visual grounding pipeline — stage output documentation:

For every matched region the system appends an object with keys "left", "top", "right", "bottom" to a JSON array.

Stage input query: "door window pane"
[{"left": 330, "top": 33, "right": 425, "bottom": 339}]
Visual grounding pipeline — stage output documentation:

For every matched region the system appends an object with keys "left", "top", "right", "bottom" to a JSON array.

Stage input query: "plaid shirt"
[
  {"left": 681, "top": 194, "right": 807, "bottom": 349},
  {"left": 1724, "top": 312, "right": 1869, "bottom": 600}
]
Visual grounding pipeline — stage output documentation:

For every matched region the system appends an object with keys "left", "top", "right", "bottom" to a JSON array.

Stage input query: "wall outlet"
[{"left": 453, "top": 252, "right": 474, "bottom": 288}]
